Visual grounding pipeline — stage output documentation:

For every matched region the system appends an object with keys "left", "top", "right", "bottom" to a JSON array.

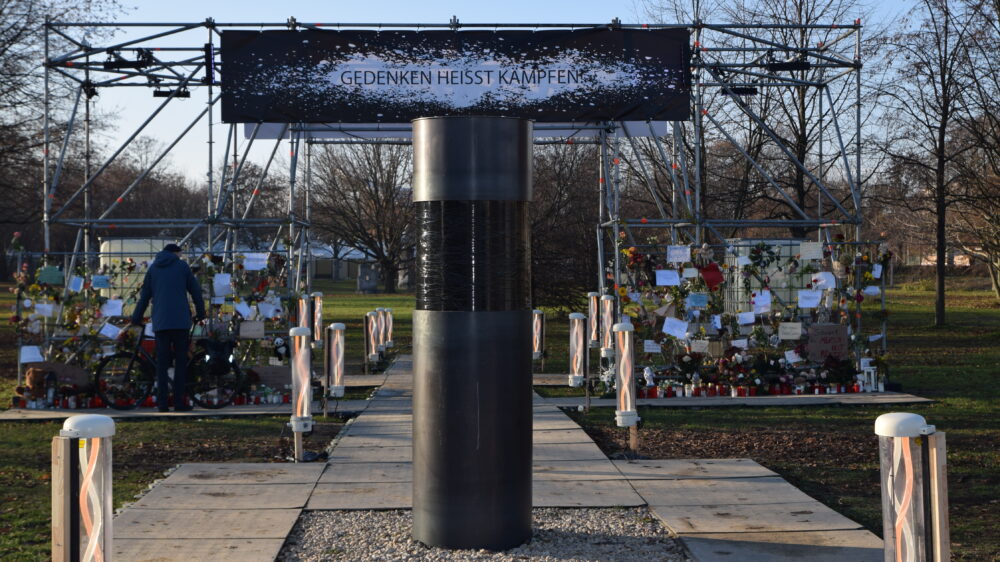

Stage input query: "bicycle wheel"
[
  {"left": 95, "top": 352, "right": 155, "bottom": 410},
  {"left": 187, "top": 353, "right": 241, "bottom": 409}
]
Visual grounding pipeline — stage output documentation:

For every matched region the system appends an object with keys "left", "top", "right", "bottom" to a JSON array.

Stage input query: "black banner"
[{"left": 221, "top": 28, "right": 691, "bottom": 123}]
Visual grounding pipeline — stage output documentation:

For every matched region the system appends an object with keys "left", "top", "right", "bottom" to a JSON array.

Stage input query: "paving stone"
[
  {"left": 319, "top": 462, "right": 413, "bottom": 483},
  {"left": 650, "top": 501, "right": 865, "bottom": 534},
  {"left": 308, "top": 482, "right": 412, "bottom": 509},
  {"left": 531, "top": 429, "right": 596, "bottom": 444},
  {"left": 328, "top": 445, "right": 412, "bottom": 463},
  {"left": 113, "top": 538, "right": 286, "bottom": 562},
  {"left": 533, "top": 442, "right": 608, "bottom": 461},
  {"left": 114, "top": 508, "right": 300, "bottom": 539},
  {"left": 680, "top": 530, "right": 883, "bottom": 562},
  {"left": 343, "top": 423, "right": 412, "bottom": 436},
  {"left": 612, "top": 458, "right": 777, "bottom": 480},
  {"left": 632, "top": 477, "right": 817, "bottom": 507},
  {"left": 533, "top": 479, "right": 645, "bottom": 507},
  {"left": 165, "top": 463, "right": 325, "bottom": 485},
  {"left": 335, "top": 434, "right": 413, "bottom": 448},
  {"left": 532, "top": 460, "right": 623, "bottom": 481},
  {"left": 132, "top": 483, "right": 314, "bottom": 510}
]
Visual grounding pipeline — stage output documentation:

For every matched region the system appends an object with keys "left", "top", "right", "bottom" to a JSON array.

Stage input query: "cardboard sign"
[
  {"left": 239, "top": 320, "right": 266, "bottom": 339},
  {"left": 806, "top": 323, "right": 850, "bottom": 361}
]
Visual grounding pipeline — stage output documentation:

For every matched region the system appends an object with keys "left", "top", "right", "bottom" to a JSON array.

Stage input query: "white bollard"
[
  {"left": 600, "top": 295, "right": 615, "bottom": 359},
  {"left": 613, "top": 321, "right": 639, "bottom": 427},
  {"left": 365, "top": 311, "right": 380, "bottom": 363},
  {"left": 568, "top": 313, "right": 587, "bottom": 387},
  {"left": 297, "top": 295, "right": 311, "bottom": 329},
  {"left": 385, "top": 308, "right": 394, "bottom": 348},
  {"left": 587, "top": 292, "right": 601, "bottom": 348},
  {"left": 52, "top": 414, "right": 115, "bottom": 562},
  {"left": 289, "top": 327, "right": 313, "bottom": 462},
  {"left": 532, "top": 309, "right": 545, "bottom": 361},
  {"left": 875, "top": 413, "right": 950, "bottom": 561},
  {"left": 311, "top": 292, "right": 324, "bottom": 345},
  {"left": 325, "top": 323, "right": 346, "bottom": 398}
]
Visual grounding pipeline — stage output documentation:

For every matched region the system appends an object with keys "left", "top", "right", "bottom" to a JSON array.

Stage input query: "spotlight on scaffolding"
[{"left": 52, "top": 414, "right": 115, "bottom": 561}]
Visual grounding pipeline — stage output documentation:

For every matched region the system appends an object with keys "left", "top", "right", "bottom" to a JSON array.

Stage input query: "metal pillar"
[{"left": 411, "top": 116, "right": 533, "bottom": 550}]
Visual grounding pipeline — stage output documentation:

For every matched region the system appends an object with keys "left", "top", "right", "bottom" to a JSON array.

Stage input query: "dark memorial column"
[{"left": 412, "top": 116, "right": 533, "bottom": 550}]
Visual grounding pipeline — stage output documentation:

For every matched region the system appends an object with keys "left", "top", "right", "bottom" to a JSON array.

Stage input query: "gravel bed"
[{"left": 278, "top": 507, "right": 688, "bottom": 561}]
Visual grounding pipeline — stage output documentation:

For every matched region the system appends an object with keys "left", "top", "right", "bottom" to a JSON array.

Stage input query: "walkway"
[{"left": 109, "top": 357, "right": 883, "bottom": 561}]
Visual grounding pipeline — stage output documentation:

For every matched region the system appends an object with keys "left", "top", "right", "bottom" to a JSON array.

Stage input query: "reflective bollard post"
[
  {"left": 385, "top": 308, "right": 394, "bottom": 348},
  {"left": 568, "top": 313, "right": 587, "bottom": 387},
  {"left": 532, "top": 309, "right": 545, "bottom": 361},
  {"left": 587, "top": 292, "right": 601, "bottom": 348},
  {"left": 613, "top": 320, "right": 640, "bottom": 453},
  {"left": 289, "top": 327, "right": 313, "bottom": 462},
  {"left": 600, "top": 295, "right": 615, "bottom": 359},
  {"left": 52, "top": 414, "right": 115, "bottom": 562},
  {"left": 311, "top": 292, "right": 324, "bottom": 346},
  {"left": 325, "top": 323, "right": 346, "bottom": 400}
]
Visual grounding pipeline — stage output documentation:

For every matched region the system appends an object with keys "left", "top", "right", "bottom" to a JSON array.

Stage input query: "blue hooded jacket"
[{"left": 130, "top": 251, "right": 206, "bottom": 331}]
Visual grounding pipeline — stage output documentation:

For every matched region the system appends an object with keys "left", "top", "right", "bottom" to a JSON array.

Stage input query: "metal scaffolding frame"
[{"left": 41, "top": 17, "right": 864, "bottom": 313}]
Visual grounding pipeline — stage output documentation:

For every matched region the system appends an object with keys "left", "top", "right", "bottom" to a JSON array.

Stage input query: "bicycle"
[{"left": 94, "top": 320, "right": 246, "bottom": 410}]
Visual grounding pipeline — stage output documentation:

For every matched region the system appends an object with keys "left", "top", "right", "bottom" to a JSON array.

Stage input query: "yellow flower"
[{"left": 617, "top": 286, "right": 628, "bottom": 297}]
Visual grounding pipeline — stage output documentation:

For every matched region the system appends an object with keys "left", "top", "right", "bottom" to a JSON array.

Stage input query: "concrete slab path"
[{"left": 111, "top": 356, "right": 884, "bottom": 561}]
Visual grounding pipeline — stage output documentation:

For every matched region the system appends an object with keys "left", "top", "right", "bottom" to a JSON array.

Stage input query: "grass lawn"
[
  {"left": 567, "top": 280, "right": 1000, "bottom": 562},
  {"left": 0, "top": 278, "right": 414, "bottom": 560}
]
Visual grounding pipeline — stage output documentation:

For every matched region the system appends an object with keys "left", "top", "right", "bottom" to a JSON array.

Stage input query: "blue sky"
[{"left": 68, "top": 0, "right": 912, "bottom": 187}]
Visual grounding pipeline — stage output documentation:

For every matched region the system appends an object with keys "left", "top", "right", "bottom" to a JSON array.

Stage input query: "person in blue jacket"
[{"left": 130, "top": 243, "right": 206, "bottom": 412}]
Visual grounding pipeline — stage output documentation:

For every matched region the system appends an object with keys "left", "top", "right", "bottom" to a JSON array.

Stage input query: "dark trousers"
[{"left": 155, "top": 329, "right": 189, "bottom": 407}]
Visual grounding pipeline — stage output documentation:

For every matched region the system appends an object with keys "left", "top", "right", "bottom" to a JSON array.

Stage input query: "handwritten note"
[
  {"left": 784, "top": 349, "right": 804, "bottom": 363},
  {"left": 732, "top": 338, "right": 749, "bottom": 349},
  {"left": 711, "top": 315, "right": 722, "bottom": 330},
  {"left": 682, "top": 267, "right": 698, "bottom": 279},
  {"left": 799, "top": 242, "right": 823, "bottom": 260},
  {"left": 243, "top": 253, "right": 268, "bottom": 271},
  {"left": 213, "top": 273, "right": 233, "bottom": 296},
  {"left": 100, "top": 299, "right": 124, "bottom": 317},
  {"left": 812, "top": 271, "right": 837, "bottom": 290},
  {"left": 34, "top": 303, "right": 55, "bottom": 318},
  {"left": 778, "top": 322, "right": 802, "bottom": 340},
  {"left": 686, "top": 292, "right": 709, "bottom": 308},
  {"left": 798, "top": 289, "right": 822, "bottom": 308},
  {"left": 806, "top": 323, "right": 850, "bottom": 361},
  {"left": 69, "top": 276, "right": 84, "bottom": 292},
  {"left": 667, "top": 245, "right": 691, "bottom": 264},
  {"left": 643, "top": 340, "right": 662, "bottom": 353},
  {"left": 872, "top": 264, "right": 883, "bottom": 279},
  {"left": 91, "top": 275, "right": 111, "bottom": 289},
  {"left": 655, "top": 269, "right": 680, "bottom": 286},
  {"left": 737, "top": 256, "right": 752, "bottom": 266},
  {"left": 662, "top": 317, "right": 689, "bottom": 339},
  {"left": 690, "top": 339, "right": 710, "bottom": 353},
  {"left": 99, "top": 322, "right": 122, "bottom": 340},
  {"left": 737, "top": 311, "right": 756, "bottom": 325},
  {"left": 234, "top": 301, "right": 253, "bottom": 319}
]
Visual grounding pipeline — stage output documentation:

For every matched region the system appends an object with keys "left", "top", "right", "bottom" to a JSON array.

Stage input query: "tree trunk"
[
  {"left": 381, "top": 260, "right": 398, "bottom": 294},
  {"left": 935, "top": 174, "right": 947, "bottom": 327},
  {"left": 990, "top": 257, "right": 1000, "bottom": 300}
]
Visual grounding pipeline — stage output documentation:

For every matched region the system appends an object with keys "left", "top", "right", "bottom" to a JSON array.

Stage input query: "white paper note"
[
  {"left": 213, "top": 273, "right": 233, "bottom": 296},
  {"left": 643, "top": 340, "right": 661, "bottom": 353},
  {"left": 243, "top": 253, "right": 268, "bottom": 271},
  {"left": 868, "top": 334, "right": 883, "bottom": 342},
  {"left": 34, "top": 303, "right": 55, "bottom": 318},
  {"left": 100, "top": 299, "right": 124, "bottom": 317},
  {"left": 711, "top": 315, "right": 722, "bottom": 330},
  {"left": 258, "top": 302, "right": 277, "bottom": 319},
  {"left": 732, "top": 338, "right": 749, "bottom": 349},
  {"left": 69, "top": 276, "right": 84, "bottom": 292},
  {"left": 144, "top": 323, "right": 155, "bottom": 337},
  {"left": 682, "top": 267, "right": 698, "bottom": 279},
  {"left": 784, "top": 349, "right": 804, "bottom": 363},
  {"left": 667, "top": 245, "right": 691, "bottom": 264},
  {"left": 690, "top": 339, "right": 710, "bottom": 353},
  {"left": 737, "top": 311, "right": 756, "bottom": 325},
  {"left": 753, "top": 290, "right": 772, "bottom": 314},
  {"left": 798, "top": 290, "right": 822, "bottom": 308},
  {"left": 99, "top": 322, "right": 122, "bottom": 340},
  {"left": 234, "top": 301, "right": 253, "bottom": 318},
  {"left": 863, "top": 285, "right": 881, "bottom": 296},
  {"left": 812, "top": 271, "right": 837, "bottom": 290},
  {"left": 799, "top": 242, "right": 823, "bottom": 260},
  {"left": 627, "top": 292, "right": 642, "bottom": 302},
  {"left": 872, "top": 264, "right": 883, "bottom": 279},
  {"left": 778, "top": 322, "right": 802, "bottom": 340},
  {"left": 737, "top": 256, "right": 752, "bottom": 266},
  {"left": 662, "top": 317, "right": 689, "bottom": 339},
  {"left": 18, "top": 345, "right": 44, "bottom": 363},
  {"left": 655, "top": 269, "right": 680, "bottom": 286}
]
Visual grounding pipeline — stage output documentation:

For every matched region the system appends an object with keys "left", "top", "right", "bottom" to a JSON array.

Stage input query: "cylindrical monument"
[{"left": 412, "top": 116, "right": 533, "bottom": 550}]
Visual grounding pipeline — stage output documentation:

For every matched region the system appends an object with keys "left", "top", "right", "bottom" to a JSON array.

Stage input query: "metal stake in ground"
[{"left": 412, "top": 116, "right": 533, "bottom": 550}]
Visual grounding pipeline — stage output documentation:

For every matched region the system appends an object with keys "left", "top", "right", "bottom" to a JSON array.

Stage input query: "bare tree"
[
  {"left": 311, "top": 144, "right": 414, "bottom": 293},
  {"left": 879, "top": 0, "right": 976, "bottom": 326}
]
